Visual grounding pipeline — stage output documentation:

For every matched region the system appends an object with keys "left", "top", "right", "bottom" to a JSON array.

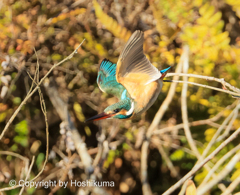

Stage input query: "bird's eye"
[{"left": 114, "top": 108, "right": 121, "bottom": 113}]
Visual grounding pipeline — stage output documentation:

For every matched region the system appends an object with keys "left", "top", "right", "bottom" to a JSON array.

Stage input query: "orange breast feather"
[{"left": 118, "top": 72, "right": 162, "bottom": 114}]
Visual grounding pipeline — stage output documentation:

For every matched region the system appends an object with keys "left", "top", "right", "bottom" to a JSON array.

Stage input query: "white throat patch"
[{"left": 126, "top": 102, "right": 134, "bottom": 116}]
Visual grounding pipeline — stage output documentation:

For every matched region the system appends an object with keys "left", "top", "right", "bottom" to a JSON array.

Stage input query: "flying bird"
[{"left": 86, "top": 30, "right": 171, "bottom": 122}]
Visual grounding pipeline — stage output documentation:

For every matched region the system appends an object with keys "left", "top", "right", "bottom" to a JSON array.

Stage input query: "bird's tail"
[{"left": 160, "top": 66, "right": 171, "bottom": 79}]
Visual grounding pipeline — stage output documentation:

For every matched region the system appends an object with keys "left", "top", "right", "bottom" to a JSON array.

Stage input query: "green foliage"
[
  {"left": 170, "top": 149, "right": 185, "bottom": 161},
  {"left": 195, "top": 169, "right": 208, "bottom": 184},
  {"left": 14, "top": 120, "right": 28, "bottom": 147},
  {"left": 1, "top": 0, "right": 240, "bottom": 194},
  {"left": 13, "top": 97, "right": 21, "bottom": 105},
  {"left": 93, "top": 0, "right": 132, "bottom": 42},
  {"left": 104, "top": 150, "right": 117, "bottom": 169},
  {"left": 181, "top": 3, "right": 230, "bottom": 70},
  {"left": 36, "top": 153, "right": 45, "bottom": 169}
]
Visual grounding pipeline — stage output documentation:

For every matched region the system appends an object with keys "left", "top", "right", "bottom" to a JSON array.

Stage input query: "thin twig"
[
  {"left": 197, "top": 151, "right": 240, "bottom": 195},
  {"left": 44, "top": 79, "right": 93, "bottom": 173},
  {"left": 157, "top": 139, "right": 195, "bottom": 156},
  {"left": 216, "top": 106, "right": 239, "bottom": 142},
  {"left": 199, "top": 143, "right": 240, "bottom": 188},
  {"left": 0, "top": 151, "right": 29, "bottom": 162},
  {"left": 156, "top": 142, "right": 179, "bottom": 178},
  {"left": 49, "top": 153, "right": 77, "bottom": 195},
  {"left": 0, "top": 40, "right": 85, "bottom": 140},
  {"left": 162, "top": 126, "right": 240, "bottom": 195},
  {"left": 0, "top": 41, "right": 84, "bottom": 193},
  {"left": 31, "top": 49, "right": 49, "bottom": 182},
  {"left": 181, "top": 45, "right": 201, "bottom": 159},
  {"left": 201, "top": 102, "right": 240, "bottom": 159},
  {"left": 141, "top": 46, "right": 186, "bottom": 195},
  {"left": 153, "top": 100, "right": 238, "bottom": 135},
  {"left": 146, "top": 49, "right": 185, "bottom": 137},
  {"left": 19, "top": 156, "right": 35, "bottom": 195},
  {"left": 0, "top": 151, "right": 29, "bottom": 177},
  {"left": 141, "top": 141, "right": 152, "bottom": 195},
  {"left": 166, "top": 73, "right": 240, "bottom": 94},
  {"left": 164, "top": 80, "right": 240, "bottom": 97},
  {"left": 153, "top": 120, "right": 219, "bottom": 135},
  {"left": 221, "top": 175, "right": 240, "bottom": 195}
]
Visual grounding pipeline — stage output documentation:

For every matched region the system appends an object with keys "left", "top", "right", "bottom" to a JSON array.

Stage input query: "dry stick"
[
  {"left": 0, "top": 151, "right": 29, "bottom": 163},
  {"left": 141, "top": 141, "right": 152, "bottom": 195},
  {"left": 166, "top": 73, "right": 240, "bottom": 94},
  {"left": 199, "top": 143, "right": 240, "bottom": 188},
  {"left": 162, "top": 126, "right": 240, "bottom": 195},
  {"left": 201, "top": 102, "right": 240, "bottom": 159},
  {"left": 1, "top": 49, "right": 47, "bottom": 193},
  {"left": 153, "top": 120, "right": 219, "bottom": 135},
  {"left": 44, "top": 79, "right": 93, "bottom": 173},
  {"left": 181, "top": 45, "right": 201, "bottom": 159},
  {"left": 0, "top": 151, "right": 29, "bottom": 177},
  {"left": 180, "top": 46, "right": 216, "bottom": 178},
  {"left": 49, "top": 154, "right": 77, "bottom": 195},
  {"left": 146, "top": 55, "right": 184, "bottom": 137},
  {"left": 0, "top": 75, "right": 41, "bottom": 193},
  {"left": 216, "top": 107, "right": 239, "bottom": 142},
  {"left": 31, "top": 48, "right": 49, "bottom": 182},
  {"left": 221, "top": 175, "right": 240, "bottom": 195},
  {"left": 92, "top": 126, "right": 106, "bottom": 169},
  {"left": 141, "top": 47, "right": 185, "bottom": 195},
  {"left": 164, "top": 80, "right": 240, "bottom": 97},
  {"left": 158, "top": 139, "right": 195, "bottom": 156},
  {"left": 67, "top": 112, "right": 93, "bottom": 173},
  {"left": 0, "top": 40, "right": 85, "bottom": 140},
  {"left": 44, "top": 78, "right": 108, "bottom": 192},
  {"left": 157, "top": 143, "right": 179, "bottom": 178},
  {"left": 19, "top": 156, "right": 35, "bottom": 195},
  {"left": 25, "top": 48, "right": 49, "bottom": 183},
  {"left": 0, "top": 126, "right": 44, "bottom": 190},
  {"left": 0, "top": 42, "right": 84, "bottom": 193},
  {"left": 197, "top": 151, "right": 240, "bottom": 195},
  {"left": 152, "top": 100, "right": 238, "bottom": 135}
]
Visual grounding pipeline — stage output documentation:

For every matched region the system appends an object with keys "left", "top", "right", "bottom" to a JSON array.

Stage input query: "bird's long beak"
[
  {"left": 85, "top": 112, "right": 113, "bottom": 122},
  {"left": 160, "top": 66, "right": 171, "bottom": 79}
]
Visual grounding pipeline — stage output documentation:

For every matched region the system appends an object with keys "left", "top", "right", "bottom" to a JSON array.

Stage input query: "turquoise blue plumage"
[
  {"left": 85, "top": 30, "right": 171, "bottom": 122},
  {"left": 97, "top": 59, "right": 126, "bottom": 99}
]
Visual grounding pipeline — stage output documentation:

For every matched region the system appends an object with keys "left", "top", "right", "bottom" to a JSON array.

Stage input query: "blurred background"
[{"left": 0, "top": 0, "right": 240, "bottom": 194}]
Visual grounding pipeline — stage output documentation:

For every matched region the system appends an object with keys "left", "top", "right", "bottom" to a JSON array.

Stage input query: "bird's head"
[{"left": 85, "top": 99, "right": 134, "bottom": 122}]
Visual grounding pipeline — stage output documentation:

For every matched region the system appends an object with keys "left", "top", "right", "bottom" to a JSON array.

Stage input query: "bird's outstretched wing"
[
  {"left": 97, "top": 59, "right": 126, "bottom": 99},
  {"left": 116, "top": 30, "right": 161, "bottom": 100}
]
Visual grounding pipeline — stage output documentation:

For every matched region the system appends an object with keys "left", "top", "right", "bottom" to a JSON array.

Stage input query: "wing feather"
[
  {"left": 116, "top": 31, "right": 161, "bottom": 100},
  {"left": 116, "top": 30, "right": 161, "bottom": 86},
  {"left": 97, "top": 59, "right": 125, "bottom": 99}
]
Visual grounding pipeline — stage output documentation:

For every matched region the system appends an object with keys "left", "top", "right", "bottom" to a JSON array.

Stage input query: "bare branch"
[
  {"left": 0, "top": 40, "right": 85, "bottom": 140},
  {"left": 19, "top": 156, "right": 35, "bottom": 195},
  {"left": 141, "top": 46, "right": 187, "bottom": 195},
  {"left": 201, "top": 102, "right": 240, "bottom": 159},
  {"left": 166, "top": 73, "right": 240, "bottom": 94},
  {"left": 197, "top": 151, "right": 240, "bottom": 195},
  {"left": 141, "top": 141, "right": 152, "bottom": 195},
  {"left": 162, "top": 126, "right": 240, "bottom": 195},
  {"left": 164, "top": 79, "right": 240, "bottom": 97},
  {"left": 199, "top": 143, "right": 240, "bottom": 188},
  {"left": 221, "top": 175, "right": 240, "bottom": 195},
  {"left": 181, "top": 45, "right": 201, "bottom": 159}
]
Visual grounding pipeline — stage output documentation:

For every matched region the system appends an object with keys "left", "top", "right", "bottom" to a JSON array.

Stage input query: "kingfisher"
[{"left": 86, "top": 30, "right": 171, "bottom": 122}]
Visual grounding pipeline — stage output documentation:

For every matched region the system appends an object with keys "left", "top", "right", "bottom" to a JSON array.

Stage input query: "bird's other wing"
[
  {"left": 116, "top": 30, "right": 161, "bottom": 99},
  {"left": 97, "top": 59, "right": 126, "bottom": 99}
]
